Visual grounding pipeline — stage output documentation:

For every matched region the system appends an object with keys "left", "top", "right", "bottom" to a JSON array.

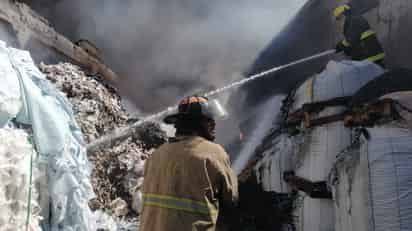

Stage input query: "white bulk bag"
[
  {"left": 0, "top": 41, "right": 22, "bottom": 127},
  {"left": 254, "top": 134, "right": 293, "bottom": 193},
  {"left": 363, "top": 126, "right": 412, "bottom": 231},
  {"left": 331, "top": 124, "right": 412, "bottom": 231},
  {"left": 330, "top": 141, "right": 369, "bottom": 231}
]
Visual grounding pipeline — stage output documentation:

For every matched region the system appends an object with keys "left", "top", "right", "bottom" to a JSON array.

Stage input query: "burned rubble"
[{"left": 40, "top": 63, "right": 167, "bottom": 218}]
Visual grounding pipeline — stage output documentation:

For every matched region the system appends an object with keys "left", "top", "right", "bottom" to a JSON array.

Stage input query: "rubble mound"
[
  {"left": 40, "top": 63, "right": 126, "bottom": 143},
  {"left": 40, "top": 63, "right": 167, "bottom": 218}
]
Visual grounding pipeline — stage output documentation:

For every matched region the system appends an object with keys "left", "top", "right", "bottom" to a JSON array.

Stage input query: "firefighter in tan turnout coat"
[{"left": 140, "top": 96, "right": 238, "bottom": 231}]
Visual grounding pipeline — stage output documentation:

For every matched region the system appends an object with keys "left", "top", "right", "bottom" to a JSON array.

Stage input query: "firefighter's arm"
[
  {"left": 335, "top": 40, "right": 345, "bottom": 53},
  {"left": 216, "top": 154, "right": 240, "bottom": 230},
  {"left": 206, "top": 149, "right": 239, "bottom": 229},
  {"left": 346, "top": 16, "right": 369, "bottom": 46},
  {"left": 336, "top": 40, "right": 351, "bottom": 54},
  {"left": 219, "top": 156, "right": 239, "bottom": 208},
  {"left": 207, "top": 153, "right": 238, "bottom": 207},
  {"left": 221, "top": 161, "right": 240, "bottom": 231}
]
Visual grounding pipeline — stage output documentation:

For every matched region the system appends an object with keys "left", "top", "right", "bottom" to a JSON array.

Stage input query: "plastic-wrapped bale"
[
  {"left": 0, "top": 41, "right": 22, "bottom": 127},
  {"left": 361, "top": 125, "right": 412, "bottom": 231},
  {"left": 0, "top": 40, "right": 97, "bottom": 230},
  {"left": 331, "top": 125, "right": 412, "bottom": 231},
  {"left": 289, "top": 60, "right": 384, "bottom": 231},
  {"left": 330, "top": 92, "right": 412, "bottom": 231},
  {"left": 254, "top": 134, "right": 293, "bottom": 193},
  {"left": 0, "top": 128, "right": 41, "bottom": 230},
  {"left": 329, "top": 138, "right": 369, "bottom": 231},
  {"left": 330, "top": 132, "right": 376, "bottom": 231}
]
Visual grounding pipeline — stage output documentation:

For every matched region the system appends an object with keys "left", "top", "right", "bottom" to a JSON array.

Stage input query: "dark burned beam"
[
  {"left": 0, "top": 1, "right": 118, "bottom": 82},
  {"left": 283, "top": 171, "right": 332, "bottom": 199}
]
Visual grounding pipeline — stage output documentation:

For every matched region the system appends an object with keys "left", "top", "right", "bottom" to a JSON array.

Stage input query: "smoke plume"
[
  {"left": 232, "top": 95, "right": 283, "bottom": 174},
  {"left": 28, "top": 0, "right": 306, "bottom": 113}
]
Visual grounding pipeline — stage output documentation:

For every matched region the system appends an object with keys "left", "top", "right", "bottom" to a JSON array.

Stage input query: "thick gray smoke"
[{"left": 27, "top": 0, "right": 306, "bottom": 113}]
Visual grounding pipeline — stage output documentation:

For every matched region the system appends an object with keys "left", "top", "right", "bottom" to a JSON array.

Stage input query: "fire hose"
[{"left": 87, "top": 49, "right": 336, "bottom": 153}]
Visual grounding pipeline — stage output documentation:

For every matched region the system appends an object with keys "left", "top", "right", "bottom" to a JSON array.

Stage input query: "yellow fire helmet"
[{"left": 333, "top": 4, "right": 351, "bottom": 18}]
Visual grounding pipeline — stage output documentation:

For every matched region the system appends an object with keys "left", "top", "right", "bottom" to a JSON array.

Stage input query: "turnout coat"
[{"left": 140, "top": 136, "right": 238, "bottom": 231}]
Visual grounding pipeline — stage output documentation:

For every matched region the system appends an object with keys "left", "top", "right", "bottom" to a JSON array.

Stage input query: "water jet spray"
[{"left": 87, "top": 50, "right": 335, "bottom": 153}]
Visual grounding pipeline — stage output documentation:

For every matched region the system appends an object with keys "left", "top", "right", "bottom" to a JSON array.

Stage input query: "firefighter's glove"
[
  {"left": 335, "top": 42, "right": 345, "bottom": 53},
  {"left": 283, "top": 170, "right": 295, "bottom": 182}
]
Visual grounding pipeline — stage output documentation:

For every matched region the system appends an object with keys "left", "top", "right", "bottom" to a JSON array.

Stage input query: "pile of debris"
[{"left": 40, "top": 63, "right": 167, "bottom": 219}]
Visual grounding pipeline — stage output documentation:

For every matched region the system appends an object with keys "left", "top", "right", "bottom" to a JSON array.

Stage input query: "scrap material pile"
[{"left": 40, "top": 63, "right": 168, "bottom": 216}]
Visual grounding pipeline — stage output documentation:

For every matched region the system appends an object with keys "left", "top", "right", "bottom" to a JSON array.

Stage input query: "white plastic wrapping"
[
  {"left": 293, "top": 123, "right": 346, "bottom": 231},
  {"left": 0, "top": 41, "right": 22, "bottom": 127},
  {"left": 292, "top": 60, "right": 384, "bottom": 112},
  {"left": 254, "top": 134, "right": 293, "bottom": 193},
  {"left": 364, "top": 126, "right": 412, "bottom": 231},
  {"left": 0, "top": 40, "right": 97, "bottom": 230},
  {"left": 331, "top": 125, "right": 412, "bottom": 231},
  {"left": 290, "top": 61, "right": 384, "bottom": 231},
  {"left": 330, "top": 92, "right": 412, "bottom": 231},
  {"left": 0, "top": 128, "right": 41, "bottom": 230},
  {"left": 329, "top": 141, "right": 369, "bottom": 231}
]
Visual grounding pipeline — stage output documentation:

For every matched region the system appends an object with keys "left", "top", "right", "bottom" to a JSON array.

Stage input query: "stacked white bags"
[
  {"left": 362, "top": 126, "right": 412, "bottom": 231},
  {"left": 331, "top": 112, "right": 412, "bottom": 231},
  {"left": 289, "top": 60, "right": 383, "bottom": 231}
]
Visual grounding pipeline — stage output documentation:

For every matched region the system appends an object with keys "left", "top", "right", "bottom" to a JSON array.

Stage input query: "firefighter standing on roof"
[
  {"left": 140, "top": 96, "right": 239, "bottom": 231},
  {"left": 334, "top": 4, "right": 385, "bottom": 67}
]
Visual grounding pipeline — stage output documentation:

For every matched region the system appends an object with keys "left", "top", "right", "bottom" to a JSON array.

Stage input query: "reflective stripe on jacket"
[
  {"left": 142, "top": 193, "right": 218, "bottom": 215},
  {"left": 338, "top": 15, "right": 385, "bottom": 65},
  {"left": 140, "top": 136, "right": 238, "bottom": 231}
]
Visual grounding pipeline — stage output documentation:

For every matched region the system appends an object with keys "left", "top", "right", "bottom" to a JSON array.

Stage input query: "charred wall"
[{"left": 0, "top": 1, "right": 118, "bottom": 81}]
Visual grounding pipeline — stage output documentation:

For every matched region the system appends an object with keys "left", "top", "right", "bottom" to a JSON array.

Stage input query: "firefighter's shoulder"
[{"left": 196, "top": 137, "right": 230, "bottom": 162}]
